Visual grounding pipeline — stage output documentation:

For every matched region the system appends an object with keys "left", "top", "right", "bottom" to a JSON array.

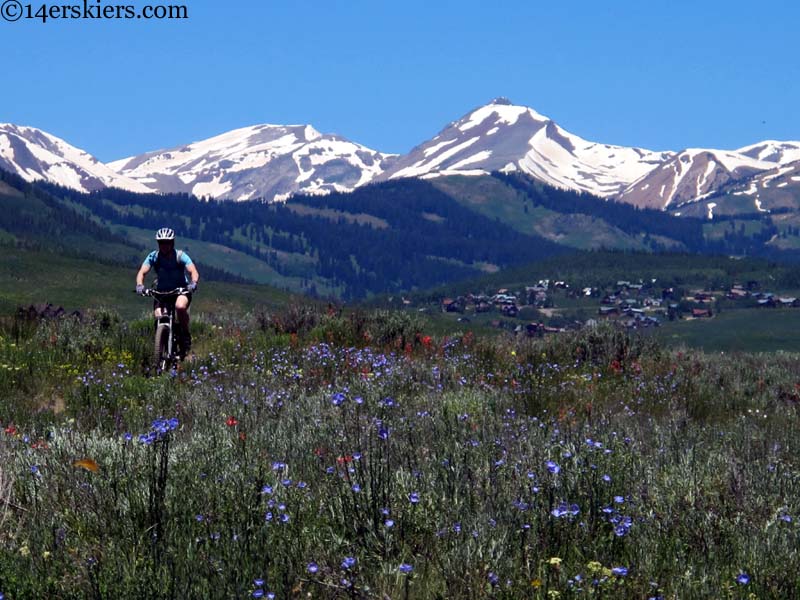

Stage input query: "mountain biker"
[{"left": 135, "top": 228, "right": 200, "bottom": 357}]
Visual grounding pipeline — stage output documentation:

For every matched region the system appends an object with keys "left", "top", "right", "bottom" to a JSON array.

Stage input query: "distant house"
[
  {"left": 643, "top": 297, "right": 662, "bottom": 307},
  {"left": 757, "top": 297, "right": 776, "bottom": 308},
  {"left": 599, "top": 306, "right": 619, "bottom": 316},
  {"left": 525, "top": 322, "right": 543, "bottom": 337},
  {"left": 691, "top": 308, "right": 712, "bottom": 318},
  {"left": 726, "top": 288, "right": 749, "bottom": 300},
  {"left": 777, "top": 297, "right": 800, "bottom": 307},
  {"left": 475, "top": 302, "right": 492, "bottom": 313},
  {"left": 442, "top": 298, "right": 465, "bottom": 313}
]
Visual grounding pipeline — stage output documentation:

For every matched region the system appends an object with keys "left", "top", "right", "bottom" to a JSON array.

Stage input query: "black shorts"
[{"left": 153, "top": 293, "right": 192, "bottom": 312}]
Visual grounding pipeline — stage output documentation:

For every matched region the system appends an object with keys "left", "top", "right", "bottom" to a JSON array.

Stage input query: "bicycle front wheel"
[{"left": 154, "top": 323, "right": 171, "bottom": 374}]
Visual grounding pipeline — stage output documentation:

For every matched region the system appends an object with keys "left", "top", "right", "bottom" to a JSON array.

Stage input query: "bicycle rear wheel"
[{"left": 153, "top": 323, "right": 171, "bottom": 374}]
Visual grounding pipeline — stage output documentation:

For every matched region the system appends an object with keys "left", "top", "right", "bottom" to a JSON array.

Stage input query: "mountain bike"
[{"left": 139, "top": 287, "right": 191, "bottom": 374}]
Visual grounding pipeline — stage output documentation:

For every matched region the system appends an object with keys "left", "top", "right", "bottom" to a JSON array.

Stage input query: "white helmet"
[{"left": 155, "top": 228, "right": 175, "bottom": 241}]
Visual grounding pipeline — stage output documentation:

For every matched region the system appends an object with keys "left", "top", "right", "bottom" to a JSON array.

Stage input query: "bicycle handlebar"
[{"left": 137, "top": 287, "right": 191, "bottom": 297}]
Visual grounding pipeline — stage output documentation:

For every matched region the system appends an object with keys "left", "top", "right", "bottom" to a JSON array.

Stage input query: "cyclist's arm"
[
  {"left": 186, "top": 263, "right": 199, "bottom": 286},
  {"left": 136, "top": 263, "right": 151, "bottom": 287}
]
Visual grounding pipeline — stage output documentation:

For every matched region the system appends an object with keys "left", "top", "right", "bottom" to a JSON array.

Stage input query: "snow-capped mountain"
[
  {"left": 0, "top": 123, "right": 152, "bottom": 193},
  {"left": 108, "top": 124, "right": 395, "bottom": 202},
  {"left": 375, "top": 98, "right": 675, "bottom": 198},
  {"left": 617, "top": 149, "right": 778, "bottom": 210},
  {"left": 4, "top": 102, "right": 799, "bottom": 210},
  {"left": 737, "top": 140, "right": 800, "bottom": 165}
]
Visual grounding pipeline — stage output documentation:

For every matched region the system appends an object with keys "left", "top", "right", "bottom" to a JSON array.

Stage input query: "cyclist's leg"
[{"left": 175, "top": 294, "right": 192, "bottom": 355}]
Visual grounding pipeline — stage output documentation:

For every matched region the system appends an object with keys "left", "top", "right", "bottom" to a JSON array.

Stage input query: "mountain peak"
[{"left": 489, "top": 97, "right": 513, "bottom": 106}]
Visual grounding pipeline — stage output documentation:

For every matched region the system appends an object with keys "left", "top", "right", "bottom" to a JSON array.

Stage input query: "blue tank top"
[{"left": 143, "top": 250, "right": 193, "bottom": 291}]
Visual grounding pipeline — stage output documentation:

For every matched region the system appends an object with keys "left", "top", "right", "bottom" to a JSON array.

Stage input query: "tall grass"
[{"left": 0, "top": 309, "right": 799, "bottom": 598}]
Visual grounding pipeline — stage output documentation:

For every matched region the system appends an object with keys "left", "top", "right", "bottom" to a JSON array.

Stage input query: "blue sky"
[{"left": 3, "top": 0, "right": 798, "bottom": 161}]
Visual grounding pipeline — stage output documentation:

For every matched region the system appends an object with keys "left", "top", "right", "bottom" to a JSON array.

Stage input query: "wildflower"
[
  {"left": 226, "top": 416, "right": 238, "bottom": 427},
  {"left": 399, "top": 563, "right": 413, "bottom": 574},
  {"left": 254, "top": 578, "right": 265, "bottom": 587},
  {"left": 341, "top": 556, "right": 357, "bottom": 569},
  {"left": 307, "top": 562, "right": 319, "bottom": 574},
  {"left": 546, "top": 460, "right": 560, "bottom": 474},
  {"left": 587, "top": 561, "right": 603, "bottom": 574},
  {"left": 252, "top": 591, "right": 264, "bottom": 599},
  {"left": 261, "top": 485, "right": 273, "bottom": 495},
  {"left": 736, "top": 573, "right": 750, "bottom": 585},
  {"left": 611, "top": 566, "right": 628, "bottom": 577},
  {"left": 331, "top": 392, "right": 346, "bottom": 406},
  {"left": 548, "top": 557, "right": 562, "bottom": 567},
  {"left": 488, "top": 572, "right": 499, "bottom": 586},
  {"left": 378, "top": 427, "right": 389, "bottom": 440},
  {"left": 551, "top": 503, "right": 579, "bottom": 518},
  {"left": 280, "top": 514, "right": 290, "bottom": 523},
  {"left": 73, "top": 458, "right": 100, "bottom": 473},
  {"left": 351, "top": 484, "right": 361, "bottom": 493},
  {"left": 602, "top": 474, "right": 611, "bottom": 482},
  {"left": 409, "top": 492, "right": 420, "bottom": 504},
  {"left": 384, "top": 519, "right": 395, "bottom": 528},
  {"left": 613, "top": 496, "right": 624, "bottom": 504}
]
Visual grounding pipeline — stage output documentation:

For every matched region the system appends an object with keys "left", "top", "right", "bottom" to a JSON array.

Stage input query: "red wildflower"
[
  {"left": 4, "top": 424, "right": 17, "bottom": 436},
  {"left": 336, "top": 455, "right": 353, "bottom": 465},
  {"left": 225, "top": 416, "right": 238, "bottom": 427}
]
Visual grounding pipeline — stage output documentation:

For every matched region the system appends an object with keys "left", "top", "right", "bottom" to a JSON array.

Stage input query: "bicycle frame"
[{"left": 140, "top": 287, "right": 190, "bottom": 373}]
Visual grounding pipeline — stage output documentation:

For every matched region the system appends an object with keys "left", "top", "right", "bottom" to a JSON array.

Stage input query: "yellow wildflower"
[
  {"left": 587, "top": 561, "right": 603, "bottom": 574},
  {"left": 548, "top": 557, "right": 562, "bottom": 567}
]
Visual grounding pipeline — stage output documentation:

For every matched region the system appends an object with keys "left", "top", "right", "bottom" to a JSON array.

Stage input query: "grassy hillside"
[
  {"left": 431, "top": 175, "right": 654, "bottom": 250},
  {"left": 0, "top": 247, "right": 296, "bottom": 319}
]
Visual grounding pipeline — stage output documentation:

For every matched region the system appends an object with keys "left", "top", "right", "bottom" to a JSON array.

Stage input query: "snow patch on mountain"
[
  {"left": 0, "top": 123, "right": 152, "bottom": 193},
  {"left": 109, "top": 124, "right": 394, "bottom": 202},
  {"left": 376, "top": 98, "right": 673, "bottom": 198}
]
